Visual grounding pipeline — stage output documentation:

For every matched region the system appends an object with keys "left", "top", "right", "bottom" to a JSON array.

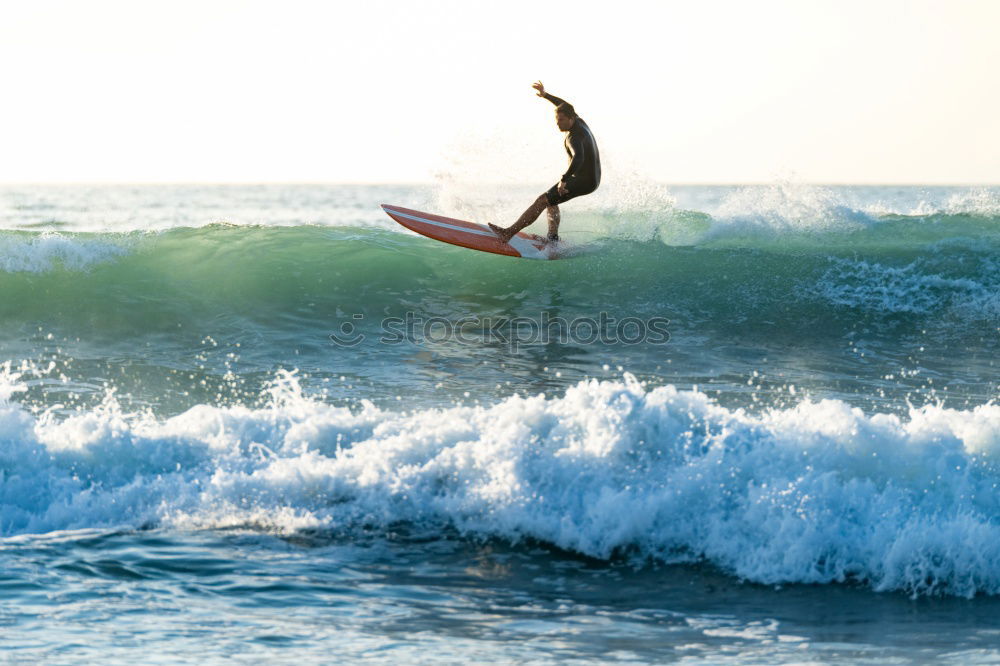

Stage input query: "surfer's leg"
[
  {"left": 546, "top": 204, "right": 560, "bottom": 241},
  {"left": 489, "top": 194, "right": 547, "bottom": 242}
]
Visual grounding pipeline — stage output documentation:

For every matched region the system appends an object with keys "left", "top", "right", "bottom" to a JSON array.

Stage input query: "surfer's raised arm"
[{"left": 532, "top": 81, "right": 568, "bottom": 109}]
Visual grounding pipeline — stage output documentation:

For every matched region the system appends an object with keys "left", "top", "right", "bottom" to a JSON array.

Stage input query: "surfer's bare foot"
[{"left": 489, "top": 223, "right": 514, "bottom": 243}]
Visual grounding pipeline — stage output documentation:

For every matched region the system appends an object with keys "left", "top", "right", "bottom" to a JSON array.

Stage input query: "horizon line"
[{"left": 1, "top": 180, "right": 998, "bottom": 188}]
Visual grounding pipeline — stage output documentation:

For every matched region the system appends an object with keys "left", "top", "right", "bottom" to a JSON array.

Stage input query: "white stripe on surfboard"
[{"left": 387, "top": 208, "right": 496, "bottom": 238}]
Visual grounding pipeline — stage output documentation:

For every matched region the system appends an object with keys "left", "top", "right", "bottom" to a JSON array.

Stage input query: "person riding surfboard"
[{"left": 489, "top": 82, "right": 601, "bottom": 244}]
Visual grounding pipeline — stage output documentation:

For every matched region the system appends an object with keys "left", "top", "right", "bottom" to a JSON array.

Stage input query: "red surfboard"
[{"left": 381, "top": 204, "right": 558, "bottom": 260}]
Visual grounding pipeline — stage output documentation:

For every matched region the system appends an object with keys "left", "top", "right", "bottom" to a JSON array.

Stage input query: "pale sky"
[{"left": 1, "top": 0, "right": 998, "bottom": 184}]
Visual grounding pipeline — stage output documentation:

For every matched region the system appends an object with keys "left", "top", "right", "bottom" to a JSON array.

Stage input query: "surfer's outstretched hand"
[{"left": 532, "top": 81, "right": 545, "bottom": 97}]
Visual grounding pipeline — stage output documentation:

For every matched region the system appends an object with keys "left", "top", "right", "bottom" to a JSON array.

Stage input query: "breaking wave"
[{"left": 3, "top": 367, "right": 1000, "bottom": 598}]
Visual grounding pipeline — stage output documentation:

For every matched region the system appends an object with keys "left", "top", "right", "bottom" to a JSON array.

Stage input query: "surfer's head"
[{"left": 555, "top": 103, "right": 576, "bottom": 131}]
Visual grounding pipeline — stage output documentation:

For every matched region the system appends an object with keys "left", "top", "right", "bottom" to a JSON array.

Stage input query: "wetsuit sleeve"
[
  {"left": 562, "top": 131, "right": 586, "bottom": 184},
  {"left": 542, "top": 92, "right": 567, "bottom": 108}
]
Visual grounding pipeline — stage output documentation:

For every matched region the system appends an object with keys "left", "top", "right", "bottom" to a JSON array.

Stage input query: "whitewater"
[{"left": 2, "top": 183, "right": 1000, "bottom": 663}]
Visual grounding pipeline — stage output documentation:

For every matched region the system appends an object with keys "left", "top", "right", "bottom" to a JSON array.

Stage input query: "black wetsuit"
[{"left": 542, "top": 92, "right": 601, "bottom": 206}]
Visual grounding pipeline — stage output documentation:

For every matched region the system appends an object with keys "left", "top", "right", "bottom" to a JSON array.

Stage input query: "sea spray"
[{"left": 2, "top": 367, "right": 999, "bottom": 597}]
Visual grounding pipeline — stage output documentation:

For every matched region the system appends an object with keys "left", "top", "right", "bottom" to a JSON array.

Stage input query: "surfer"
[{"left": 489, "top": 81, "right": 601, "bottom": 244}]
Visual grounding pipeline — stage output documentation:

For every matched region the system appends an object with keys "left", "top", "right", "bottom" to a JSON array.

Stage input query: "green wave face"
[
  {"left": 2, "top": 213, "right": 998, "bottom": 327},
  {"left": 0, "top": 210, "right": 997, "bottom": 415}
]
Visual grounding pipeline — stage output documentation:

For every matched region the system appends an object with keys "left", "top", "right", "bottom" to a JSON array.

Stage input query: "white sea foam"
[
  {"left": 941, "top": 188, "right": 1000, "bottom": 216},
  {"left": 811, "top": 255, "right": 1000, "bottom": 317},
  {"left": 2, "top": 367, "right": 1000, "bottom": 597},
  {"left": 0, "top": 232, "right": 130, "bottom": 272},
  {"left": 704, "top": 183, "right": 877, "bottom": 239}
]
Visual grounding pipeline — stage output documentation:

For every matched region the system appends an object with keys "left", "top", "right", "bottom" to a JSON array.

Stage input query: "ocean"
[{"left": 1, "top": 182, "right": 999, "bottom": 663}]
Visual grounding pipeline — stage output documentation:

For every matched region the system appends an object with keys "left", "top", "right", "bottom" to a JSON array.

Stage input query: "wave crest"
[
  {"left": 3, "top": 368, "right": 1000, "bottom": 597},
  {"left": 0, "top": 231, "right": 130, "bottom": 272}
]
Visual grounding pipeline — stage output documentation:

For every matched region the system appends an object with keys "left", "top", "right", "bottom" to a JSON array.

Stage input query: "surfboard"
[{"left": 381, "top": 204, "right": 557, "bottom": 260}]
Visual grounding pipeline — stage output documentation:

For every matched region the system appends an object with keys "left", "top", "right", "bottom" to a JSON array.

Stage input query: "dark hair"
[{"left": 555, "top": 102, "right": 577, "bottom": 119}]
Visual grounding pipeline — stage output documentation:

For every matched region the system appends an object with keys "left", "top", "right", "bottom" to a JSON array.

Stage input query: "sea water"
[{"left": 1, "top": 182, "right": 999, "bottom": 663}]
